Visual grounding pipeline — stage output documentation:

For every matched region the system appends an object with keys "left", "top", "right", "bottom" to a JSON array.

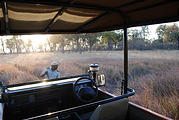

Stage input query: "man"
[{"left": 40, "top": 61, "right": 60, "bottom": 79}]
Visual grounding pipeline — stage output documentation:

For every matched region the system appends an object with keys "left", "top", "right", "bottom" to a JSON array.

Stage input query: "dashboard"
[
  {"left": 5, "top": 78, "right": 92, "bottom": 110},
  {"left": 3, "top": 77, "right": 110, "bottom": 120}
]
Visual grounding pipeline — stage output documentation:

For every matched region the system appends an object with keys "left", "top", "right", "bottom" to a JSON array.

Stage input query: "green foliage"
[
  {"left": 155, "top": 24, "right": 179, "bottom": 50},
  {"left": 5, "top": 36, "right": 24, "bottom": 53},
  {"left": 128, "top": 29, "right": 142, "bottom": 41},
  {"left": 156, "top": 24, "right": 179, "bottom": 44},
  {"left": 156, "top": 24, "right": 167, "bottom": 40},
  {"left": 14, "top": 36, "right": 24, "bottom": 53},
  {"left": 85, "top": 33, "right": 101, "bottom": 51},
  {"left": 6, "top": 38, "right": 15, "bottom": 53},
  {"left": 102, "top": 31, "right": 123, "bottom": 50},
  {"left": 141, "top": 26, "right": 149, "bottom": 40},
  {"left": 164, "top": 24, "right": 179, "bottom": 44}
]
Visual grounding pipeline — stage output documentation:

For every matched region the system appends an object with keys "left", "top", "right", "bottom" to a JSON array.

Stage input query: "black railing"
[{"left": 24, "top": 88, "right": 135, "bottom": 120}]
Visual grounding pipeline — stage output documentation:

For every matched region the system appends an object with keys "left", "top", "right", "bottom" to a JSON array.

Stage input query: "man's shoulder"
[
  {"left": 45, "top": 68, "right": 51, "bottom": 71},
  {"left": 56, "top": 70, "right": 60, "bottom": 72}
]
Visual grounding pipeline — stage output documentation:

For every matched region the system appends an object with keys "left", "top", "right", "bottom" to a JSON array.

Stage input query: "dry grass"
[{"left": 0, "top": 50, "right": 179, "bottom": 119}]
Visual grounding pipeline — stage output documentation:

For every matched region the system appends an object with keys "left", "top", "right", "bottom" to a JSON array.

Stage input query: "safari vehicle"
[{"left": 0, "top": 0, "right": 178, "bottom": 120}]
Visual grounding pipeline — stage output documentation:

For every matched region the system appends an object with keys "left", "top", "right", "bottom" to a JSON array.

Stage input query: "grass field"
[{"left": 0, "top": 50, "right": 179, "bottom": 119}]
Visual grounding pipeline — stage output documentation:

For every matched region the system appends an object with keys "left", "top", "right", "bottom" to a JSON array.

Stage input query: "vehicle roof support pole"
[
  {"left": 2, "top": 1, "right": 9, "bottom": 34},
  {"left": 123, "top": 27, "right": 128, "bottom": 94}
]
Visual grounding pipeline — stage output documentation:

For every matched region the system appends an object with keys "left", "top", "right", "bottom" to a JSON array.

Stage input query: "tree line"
[
  {"left": 127, "top": 23, "right": 179, "bottom": 50},
  {"left": 0, "top": 24, "right": 179, "bottom": 54}
]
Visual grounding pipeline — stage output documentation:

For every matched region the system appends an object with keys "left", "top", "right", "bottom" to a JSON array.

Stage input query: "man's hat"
[{"left": 51, "top": 61, "right": 59, "bottom": 66}]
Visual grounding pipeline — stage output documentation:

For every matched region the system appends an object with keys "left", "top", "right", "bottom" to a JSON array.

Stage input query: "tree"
[
  {"left": 128, "top": 29, "right": 151, "bottom": 50},
  {"left": 38, "top": 43, "right": 43, "bottom": 52},
  {"left": 80, "top": 34, "right": 88, "bottom": 51},
  {"left": 156, "top": 24, "right": 179, "bottom": 50},
  {"left": 151, "top": 39, "right": 164, "bottom": 49},
  {"left": 64, "top": 34, "right": 82, "bottom": 52},
  {"left": 43, "top": 42, "right": 48, "bottom": 52},
  {"left": 47, "top": 37, "right": 57, "bottom": 52},
  {"left": 26, "top": 39, "right": 32, "bottom": 52},
  {"left": 84, "top": 33, "right": 101, "bottom": 51},
  {"left": 102, "top": 31, "right": 122, "bottom": 50},
  {"left": 57, "top": 35, "right": 68, "bottom": 53},
  {"left": 48, "top": 35, "right": 69, "bottom": 52},
  {"left": 141, "top": 26, "right": 149, "bottom": 40},
  {"left": 12, "top": 36, "right": 24, "bottom": 53},
  {"left": 165, "top": 24, "right": 179, "bottom": 41},
  {"left": 113, "top": 31, "right": 123, "bottom": 49},
  {"left": 155, "top": 24, "right": 179, "bottom": 50},
  {"left": 128, "top": 29, "right": 142, "bottom": 41},
  {"left": 156, "top": 24, "right": 167, "bottom": 41},
  {"left": 6, "top": 38, "right": 15, "bottom": 53},
  {"left": 0, "top": 38, "right": 5, "bottom": 54}
]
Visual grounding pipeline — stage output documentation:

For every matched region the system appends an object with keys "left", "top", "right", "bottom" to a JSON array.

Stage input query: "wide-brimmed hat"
[{"left": 51, "top": 61, "right": 58, "bottom": 66}]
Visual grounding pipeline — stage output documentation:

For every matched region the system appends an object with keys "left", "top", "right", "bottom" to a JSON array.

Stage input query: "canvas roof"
[{"left": 0, "top": 0, "right": 179, "bottom": 35}]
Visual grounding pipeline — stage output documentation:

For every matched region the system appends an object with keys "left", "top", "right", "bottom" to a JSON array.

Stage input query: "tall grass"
[{"left": 0, "top": 51, "right": 178, "bottom": 119}]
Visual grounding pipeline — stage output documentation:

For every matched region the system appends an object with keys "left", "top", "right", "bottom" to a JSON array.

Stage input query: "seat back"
[{"left": 90, "top": 98, "right": 128, "bottom": 120}]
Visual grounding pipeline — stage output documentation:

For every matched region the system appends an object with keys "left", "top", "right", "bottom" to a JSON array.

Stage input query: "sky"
[
  {"left": 20, "top": 34, "right": 51, "bottom": 48},
  {"left": 129, "top": 21, "right": 179, "bottom": 40}
]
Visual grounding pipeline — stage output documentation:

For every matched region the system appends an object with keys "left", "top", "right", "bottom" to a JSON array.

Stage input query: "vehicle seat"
[{"left": 89, "top": 98, "right": 128, "bottom": 120}]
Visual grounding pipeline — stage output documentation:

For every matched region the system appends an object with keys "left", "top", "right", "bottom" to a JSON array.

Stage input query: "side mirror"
[
  {"left": 88, "top": 64, "right": 105, "bottom": 87},
  {"left": 96, "top": 74, "right": 105, "bottom": 87}
]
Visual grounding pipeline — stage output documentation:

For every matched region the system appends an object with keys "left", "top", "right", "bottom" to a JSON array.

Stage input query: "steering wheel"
[{"left": 73, "top": 77, "right": 98, "bottom": 103}]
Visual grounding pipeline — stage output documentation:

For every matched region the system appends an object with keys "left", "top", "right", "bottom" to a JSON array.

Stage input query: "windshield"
[{"left": 0, "top": 22, "right": 179, "bottom": 119}]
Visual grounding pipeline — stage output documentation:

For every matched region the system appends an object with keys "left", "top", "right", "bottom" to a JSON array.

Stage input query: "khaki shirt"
[{"left": 41, "top": 68, "right": 60, "bottom": 79}]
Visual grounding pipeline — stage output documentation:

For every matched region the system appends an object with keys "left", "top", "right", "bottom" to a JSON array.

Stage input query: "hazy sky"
[
  {"left": 129, "top": 21, "right": 179, "bottom": 40},
  {"left": 21, "top": 35, "right": 51, "bottom": 48}
]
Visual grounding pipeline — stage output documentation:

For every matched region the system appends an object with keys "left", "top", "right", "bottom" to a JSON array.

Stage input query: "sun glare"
[{"left": 21, "top": 34, "right": 51, "bottom": 47}]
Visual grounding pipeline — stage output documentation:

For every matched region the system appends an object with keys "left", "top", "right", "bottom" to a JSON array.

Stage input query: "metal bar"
[
  {"left": 4, "top": 15, "right": 179, "bottom": 35},
  {"left": 44, "top": 7, "right": 66, "bottom": 32},
  {"left": 76, "top": 9, "right": 127, "bottom": 32},
  {"left": 44, "top": 0, "right": 75, "bottom": 32},
  {"left": 24, "top": 88, "right": 135, "bottom": 120},
  {"left": 123, "top": 27, "right": 128, "bottom": 94},
  {"left": 76, "top": 12, "right": 109, "bottom": 32},
  {"left": 5, "top": 74, "right": 89, "bottom": 88},
  {"left": 1, "top": 1, "right": 9, "bottom": 34}
]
